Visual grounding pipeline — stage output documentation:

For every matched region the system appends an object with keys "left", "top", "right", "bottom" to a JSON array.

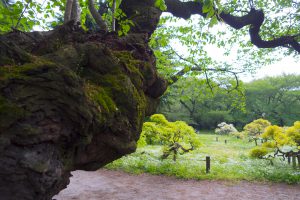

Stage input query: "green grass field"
[{"left": 105, "top": 132, "right": 300, "bottom": 184}]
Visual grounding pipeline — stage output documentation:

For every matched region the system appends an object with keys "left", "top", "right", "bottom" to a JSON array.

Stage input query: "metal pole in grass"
[
  {"left": 206, "top": 156, "right": 210, "bottom": 174},
  {"left": 216, "top": 137, "right": 218, "bottom": 142},
  {"left": 225, "top": 140, "right": 227, "bottom": 144}
]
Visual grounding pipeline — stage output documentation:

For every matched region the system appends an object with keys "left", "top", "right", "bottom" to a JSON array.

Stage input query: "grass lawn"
[{"left": 105, "top": 132, "right": 300, "bottom": 184}]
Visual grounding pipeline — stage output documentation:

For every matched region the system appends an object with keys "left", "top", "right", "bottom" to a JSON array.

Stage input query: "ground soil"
[{"left": 53, "top": 169, "right": 300, "bottom": 200}]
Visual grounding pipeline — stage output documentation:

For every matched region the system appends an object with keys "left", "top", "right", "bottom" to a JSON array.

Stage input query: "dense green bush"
[
  {"left": 137, "top": 114, "right": 201, "bottom": 160},
  {"left": 244, "top": 118, "right": 271, "bottom": 136},
  {"left": 250, "top": 121, "right": 300, "bottom": 162},
  {"left": 249, "top": 147, "right": 268, "bottom": 158}
]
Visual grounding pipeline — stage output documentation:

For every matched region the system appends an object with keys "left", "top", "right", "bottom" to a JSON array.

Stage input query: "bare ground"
[{"left": 53, "top": 169, "right": 300, "bottom": 200}]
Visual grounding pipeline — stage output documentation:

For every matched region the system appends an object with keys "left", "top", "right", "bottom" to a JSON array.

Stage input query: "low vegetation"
[{"left": 106, "top": 129, "right": 300, "bottom": 184}]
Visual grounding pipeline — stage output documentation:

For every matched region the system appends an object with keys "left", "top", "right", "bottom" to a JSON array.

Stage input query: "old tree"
[{"left": 0, "top": 0, "right": 299, "bottom": 199}]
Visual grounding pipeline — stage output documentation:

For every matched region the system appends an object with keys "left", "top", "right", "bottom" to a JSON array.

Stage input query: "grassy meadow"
[{"left": 105, "top": 132, "right": 300, "bottom": 184}]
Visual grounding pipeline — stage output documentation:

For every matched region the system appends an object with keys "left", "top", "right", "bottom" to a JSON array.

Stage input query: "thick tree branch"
[
  {"left": 179, "top": 99, "right": 193, "bottom": 116},
  {"left": 64, "top": 0, "right": 74, "bottom": 23},
  {"left": 164, "top": 0, "right": 300, "bottom": 53},
  {"left": 71, "top": 0, "right": 81, "bottom": 23},
  {"left": 88, "top": 0, "right": 108, "bottom": 31}
]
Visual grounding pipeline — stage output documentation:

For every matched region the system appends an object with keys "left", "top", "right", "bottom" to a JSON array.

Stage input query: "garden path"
[{"left": 53, "top": 169, "right": 300, "bottom": 200}]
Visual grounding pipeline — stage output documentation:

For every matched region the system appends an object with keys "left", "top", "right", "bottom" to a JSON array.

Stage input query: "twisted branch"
[{"left": 164, "top": 0, "right": 300, "bottom": 53}]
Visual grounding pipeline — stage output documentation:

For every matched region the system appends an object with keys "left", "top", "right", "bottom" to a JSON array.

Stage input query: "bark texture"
[{"left": 0, "top": 20, "right": 166, "bottom": 199}]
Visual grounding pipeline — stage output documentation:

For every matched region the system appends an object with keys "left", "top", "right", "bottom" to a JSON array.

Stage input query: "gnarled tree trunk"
[{"left": 0, "top": 12, "right": 166, "bottom": 200}]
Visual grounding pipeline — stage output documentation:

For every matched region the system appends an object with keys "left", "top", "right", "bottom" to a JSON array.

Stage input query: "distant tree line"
[{"left": 158, "top": 74, "right": 300, "bottom": 130}]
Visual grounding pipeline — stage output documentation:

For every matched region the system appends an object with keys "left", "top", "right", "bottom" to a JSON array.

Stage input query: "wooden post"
[
  {"left": 216, "top": 137, "right": 218, "bottom": 142},
  {"left": 288, "top": 155, "right": 291, "bottom": 164},
  {"left": 206, "top": 156, "right": 210, "bottom": 174},
  {"left": 292, "top": 156, "right": 297, "bottom": 169},
  {"left": 225, "top": 140, "right": 227, "bottom": 144}
]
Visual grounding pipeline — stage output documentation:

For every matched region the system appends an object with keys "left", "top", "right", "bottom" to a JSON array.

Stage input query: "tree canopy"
[
  {"left": 159, "top": 74, "right": 300, "bottom": 129},
  {"left": 1, "top": 0, "right": 299, "bottom": 122},
  {"left": 1, "top": 0, "right": 299, "bottom": 52}
]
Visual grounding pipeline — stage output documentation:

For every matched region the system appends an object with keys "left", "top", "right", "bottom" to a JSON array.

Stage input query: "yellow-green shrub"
[
  {"left": 137, "top": 114, "right": 201, "bottom": 160},
  {"left": 249, "top": 147, "right": 268, "bottom": 158},
  {"left": 286, "top": 121, "right": 300, "bottom": 146},
  {"left": 244, "top": 118, "right": 271, "bottom": 136}
]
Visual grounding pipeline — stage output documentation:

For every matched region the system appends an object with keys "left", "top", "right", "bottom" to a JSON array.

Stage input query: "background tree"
[
  {"left": 159, "top": 74, "right": 300, "bottom": 130},
  {"left": 243, "top": 74, "right": 300, "bottom": 126},
  {"left": 243, "top": 118, "right": 271, "bottom": 145},
  {"left": 158, "top": 76, "right": 245, "bottom": 129}
]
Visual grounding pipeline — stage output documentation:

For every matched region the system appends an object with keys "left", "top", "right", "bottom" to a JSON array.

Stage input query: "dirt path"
[{"left": 53, "top": 169, "right": 300, "bottom": 200}]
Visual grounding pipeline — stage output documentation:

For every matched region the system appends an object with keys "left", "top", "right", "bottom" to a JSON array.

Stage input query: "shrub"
[
  {"left": 244, "top": 118, "right": 271, "bottom": 137},
  {"left": 231, "top": 131, "right": 247, "bottom": 139},
  {"left": 249, "top": 147, "right": 268, "bottom": 158},
  {"left": 137, "top": 114, "right": 201, "bottom": 161},
  {"left": 215, "top": 122, "right": 238, "bottom": 135},
  {"left": 286, "top": 121, "right": 300, "bottom": 146}
]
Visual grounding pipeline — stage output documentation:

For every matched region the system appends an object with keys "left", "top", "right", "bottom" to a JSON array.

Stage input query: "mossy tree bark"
[{"left": 0, "top": 20, "right": 166, "bottom": 199}]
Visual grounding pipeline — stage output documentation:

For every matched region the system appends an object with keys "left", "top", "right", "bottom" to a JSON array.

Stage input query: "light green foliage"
[
  {"left": 249, "top": 146, "right": 268, "bottom": 158},
  {"left": 0, "top": 0, "right": 64, "bottom": 33},
  {"left": 244, "top": 118, "right": 271, "bottom": 137},
  {"left": 250, "top": 121, "right": 300, "bottom": 163},
  {"left": 286, "top": 121, "right": 300, "bottom": 146},
  {"left": 261, "top": 123, "right": 299, "bottom": 148},
  {"left": 107, "top": 132, "right": 300, "bottom": 184},
  {"left": 231, "top": 131, "right": 247, "bottom": 139},
  {"left": 137, "top": 114, "right": 201, "bottom": 160},
  {"left": 154, "top": 0, "right": 167, "bottom": 11}
]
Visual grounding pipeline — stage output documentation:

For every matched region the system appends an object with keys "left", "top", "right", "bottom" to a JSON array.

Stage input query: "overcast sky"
[{"left": 204, "top": 45, "right": 300, "bottom": 82}]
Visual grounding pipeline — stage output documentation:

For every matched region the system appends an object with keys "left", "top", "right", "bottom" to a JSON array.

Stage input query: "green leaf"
[
  {"left": 154, "top": 0, "right": 167, "bottom": 11},
  {"left": 209, "top": 16, "right": 218, "bottom": 27}
]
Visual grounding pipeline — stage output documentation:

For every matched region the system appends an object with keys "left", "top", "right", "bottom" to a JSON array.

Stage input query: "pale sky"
[
  {"left": 204, "top": 44, "right": 300, "bottom": 82},
  {"left": 164, "top": 13, "right": 300, "bottom": 83},
  {"left": 241, "top": 58, "right": 300, "bottom": 82}
]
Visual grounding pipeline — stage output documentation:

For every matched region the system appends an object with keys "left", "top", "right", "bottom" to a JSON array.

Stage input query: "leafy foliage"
[
  {"left": 154, "top": 0, "right": 167, "bottom": 11},
  {"left": 244, "top": 118, "right": 271, "bottom": 137},
  {"left": 158, "top": 77, "right": 245, "bottom": 130},
  {"left": 250, "top": 121, "right": 300, "bottom": 165},
  {"left": 159, "top": 74, "right": 300, "bottom": 131},
  {"left": 215, "top": 122, "right": 238, "bottom": 135},
  {"left": 0, "top": 0, "right": 64, "bottom": 33},
  {"left": 250, "top": 146, "right": 269, "bottom": 158},
  {"left": 137, "top": 114, "right": 201, "bottom": 160},
  {"left": 242, "top": 74, "right": 300, "bottom": 126},
  {"left": 107, "top": 132, "right": 300, "bottom": 184}
]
